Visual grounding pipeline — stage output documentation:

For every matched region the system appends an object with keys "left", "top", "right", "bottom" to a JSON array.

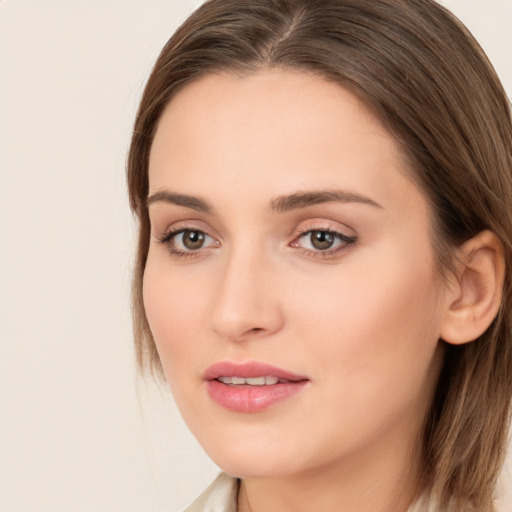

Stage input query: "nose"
[{"left": 210, "top": 247, "right": 284, "bottom": 343}]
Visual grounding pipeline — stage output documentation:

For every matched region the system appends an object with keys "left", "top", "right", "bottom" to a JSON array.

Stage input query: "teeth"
[
  {"left": 246, "top": 377, "right": 266, "bottom": 385},
  {"left": 217, "top": 376, "right": 283, "bottom": 386}
]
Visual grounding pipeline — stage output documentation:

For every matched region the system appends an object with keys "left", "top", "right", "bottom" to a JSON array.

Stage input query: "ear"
[{"left": 440, "top": 230, "right": 505, "bottom": 346}]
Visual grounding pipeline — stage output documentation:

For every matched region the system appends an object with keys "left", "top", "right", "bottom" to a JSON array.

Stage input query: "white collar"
[{"left": 183, "top": 473, "right": 239, "bottom": 512}]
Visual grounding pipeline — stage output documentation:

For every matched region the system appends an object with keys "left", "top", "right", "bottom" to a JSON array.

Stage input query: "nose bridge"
[{"left": 210, "top": 242, "right": 283, "bottom": 342}]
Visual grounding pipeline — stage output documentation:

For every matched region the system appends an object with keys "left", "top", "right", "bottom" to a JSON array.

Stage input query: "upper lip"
[{"left": 203, "top": 361, "right": 308, "bottom": 382}]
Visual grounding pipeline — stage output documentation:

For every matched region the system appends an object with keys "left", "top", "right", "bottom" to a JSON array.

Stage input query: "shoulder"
[{"left": 179, "top": 473, "right": 239, "bottom": 512}]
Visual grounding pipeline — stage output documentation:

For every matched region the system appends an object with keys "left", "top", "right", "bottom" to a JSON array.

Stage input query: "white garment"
[{"left": 182, "top": 473, "right": 239, "bottom": 512}]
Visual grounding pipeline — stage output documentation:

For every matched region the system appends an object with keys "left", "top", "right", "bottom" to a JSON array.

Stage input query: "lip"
[
  {"left": 204, "top": 361, "right": 309, "bottom": 413},
  {"left": 203, "top": 361, "right": 307, "bottom": 381}
]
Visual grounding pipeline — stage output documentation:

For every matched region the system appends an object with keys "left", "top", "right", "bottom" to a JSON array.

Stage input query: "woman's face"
[{"left": 144, "top": 69, "right": 447, "bottom": 480}]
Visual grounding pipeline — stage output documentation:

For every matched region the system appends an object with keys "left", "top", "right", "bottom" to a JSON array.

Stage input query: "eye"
[
  {"left": 291, "top": 229, "right": 356, "bottom": 255},
  {"left": 157, "top": 228, "right": 219, "bottom": 256},
  {"left": 306, "top": 231, "right": 338, "bottom": 250},
  {"left": 176, "top": 230, "right": 208, "bottom": 250}
]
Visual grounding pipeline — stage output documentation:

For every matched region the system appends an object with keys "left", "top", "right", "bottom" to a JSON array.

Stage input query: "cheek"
[
  {"left": 289, "top": 243, "right": 443, "bottom": 388},
  {"left": 276, "top": 248, "right": 444, "bottom": 459},
  {"left": 142, "top": 257, "right": 210, "bottom": 379}
]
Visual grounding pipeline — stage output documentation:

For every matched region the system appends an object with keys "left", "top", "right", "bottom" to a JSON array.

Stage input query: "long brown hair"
[{"left": 127, "top": 0, "right": 512, "bottom": 508}]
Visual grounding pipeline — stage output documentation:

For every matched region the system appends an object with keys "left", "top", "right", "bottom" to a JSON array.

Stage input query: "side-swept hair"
[{"left": 127, "top": 0, "right": 512, "bottom": 508}]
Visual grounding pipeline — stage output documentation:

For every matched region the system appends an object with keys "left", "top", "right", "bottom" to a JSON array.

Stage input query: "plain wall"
[{"left": 0, "top": 1, "right": 511, "bottom": 511}]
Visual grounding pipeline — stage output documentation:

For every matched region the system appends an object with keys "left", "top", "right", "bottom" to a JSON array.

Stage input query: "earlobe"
[{"left": 440, "top": 230, "right": 505, "bottom": 346}]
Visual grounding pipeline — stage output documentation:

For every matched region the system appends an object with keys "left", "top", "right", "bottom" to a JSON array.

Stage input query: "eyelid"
[
  {"left": 157, "top": 226, "right": 217, "bottom": 244},
  {"left": 292, "top": 219, "right": 356, "bottom": 239},
  {"left": 153, "top": 219, "right": 216, "bottom": 241}
]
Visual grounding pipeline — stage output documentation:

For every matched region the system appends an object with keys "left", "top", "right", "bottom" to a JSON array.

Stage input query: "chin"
[{"left": 195, "top": 428, "right": 306, "bottom": 479}]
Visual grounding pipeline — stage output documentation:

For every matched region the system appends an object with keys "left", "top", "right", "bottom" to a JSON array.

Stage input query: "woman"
[{"left": 127, "top": 0, "right": 512, "bottom": 510}]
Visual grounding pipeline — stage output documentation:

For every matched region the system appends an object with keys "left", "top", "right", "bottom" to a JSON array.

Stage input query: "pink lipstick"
[{"left": 204, "top": 361, "right": 309, "bottom": 413}]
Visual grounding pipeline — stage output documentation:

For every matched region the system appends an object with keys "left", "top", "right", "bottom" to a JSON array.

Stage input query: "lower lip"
[{"left": 207, "top": 380, "right": 308, "bottom": 413}]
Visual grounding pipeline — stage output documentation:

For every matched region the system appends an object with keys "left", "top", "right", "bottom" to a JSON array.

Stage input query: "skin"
[{"left": 143, "top": 69, "right": 450, "bottom": 512}]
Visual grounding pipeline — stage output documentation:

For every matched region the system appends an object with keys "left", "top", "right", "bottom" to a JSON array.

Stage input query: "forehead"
[
  {"left": 150, "top": 69, "right": 395, "bottom": 163},
  {"left": 148, "top": 69, "right": 420, "bottom": 214}
]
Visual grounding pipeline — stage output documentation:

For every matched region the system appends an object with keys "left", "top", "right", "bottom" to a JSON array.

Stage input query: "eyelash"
[{"left": 156, "top": 226, "right": 357, "bottom": 260}]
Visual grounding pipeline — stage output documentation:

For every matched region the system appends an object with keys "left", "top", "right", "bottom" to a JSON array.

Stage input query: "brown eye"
[
  {"left": 310, "top": 231, "right": 335, "bottom": 250},
  {"left": 181, "top": 230, "right": 205, "bottom": 250},
  {"left": 291, "top": 228, "right": 357, "bottom": 257},
  {"left": 158, "top": 228, "right": 219, "bottom": 255}
]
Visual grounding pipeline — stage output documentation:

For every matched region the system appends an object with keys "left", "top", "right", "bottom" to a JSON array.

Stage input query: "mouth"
[
  {"left": 216, "top": 375, "right": 291, "bottom": 386},
  {"left": 204, "top": 361, "right": 309, "bottom": 413}
]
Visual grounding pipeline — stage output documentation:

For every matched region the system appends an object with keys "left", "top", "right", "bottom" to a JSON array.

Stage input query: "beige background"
[{"left": 0, "top": 1, "right": 511, "bottom": 511}]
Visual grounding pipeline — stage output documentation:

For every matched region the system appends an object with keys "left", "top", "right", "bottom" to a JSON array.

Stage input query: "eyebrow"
[
  {"left": 147, "top": 191, "right": 213, "bottom": 213},
  {"left": 269, "top": 190, "right": 383, "bottom": 212},
  {"left": 146, "top": 189, "right": 382, "bottom": 213}
]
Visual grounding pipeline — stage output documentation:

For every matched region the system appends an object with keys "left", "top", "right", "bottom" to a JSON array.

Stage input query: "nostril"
[{"left": 246, "top": 327, "right": 268, "bottom": 337}]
